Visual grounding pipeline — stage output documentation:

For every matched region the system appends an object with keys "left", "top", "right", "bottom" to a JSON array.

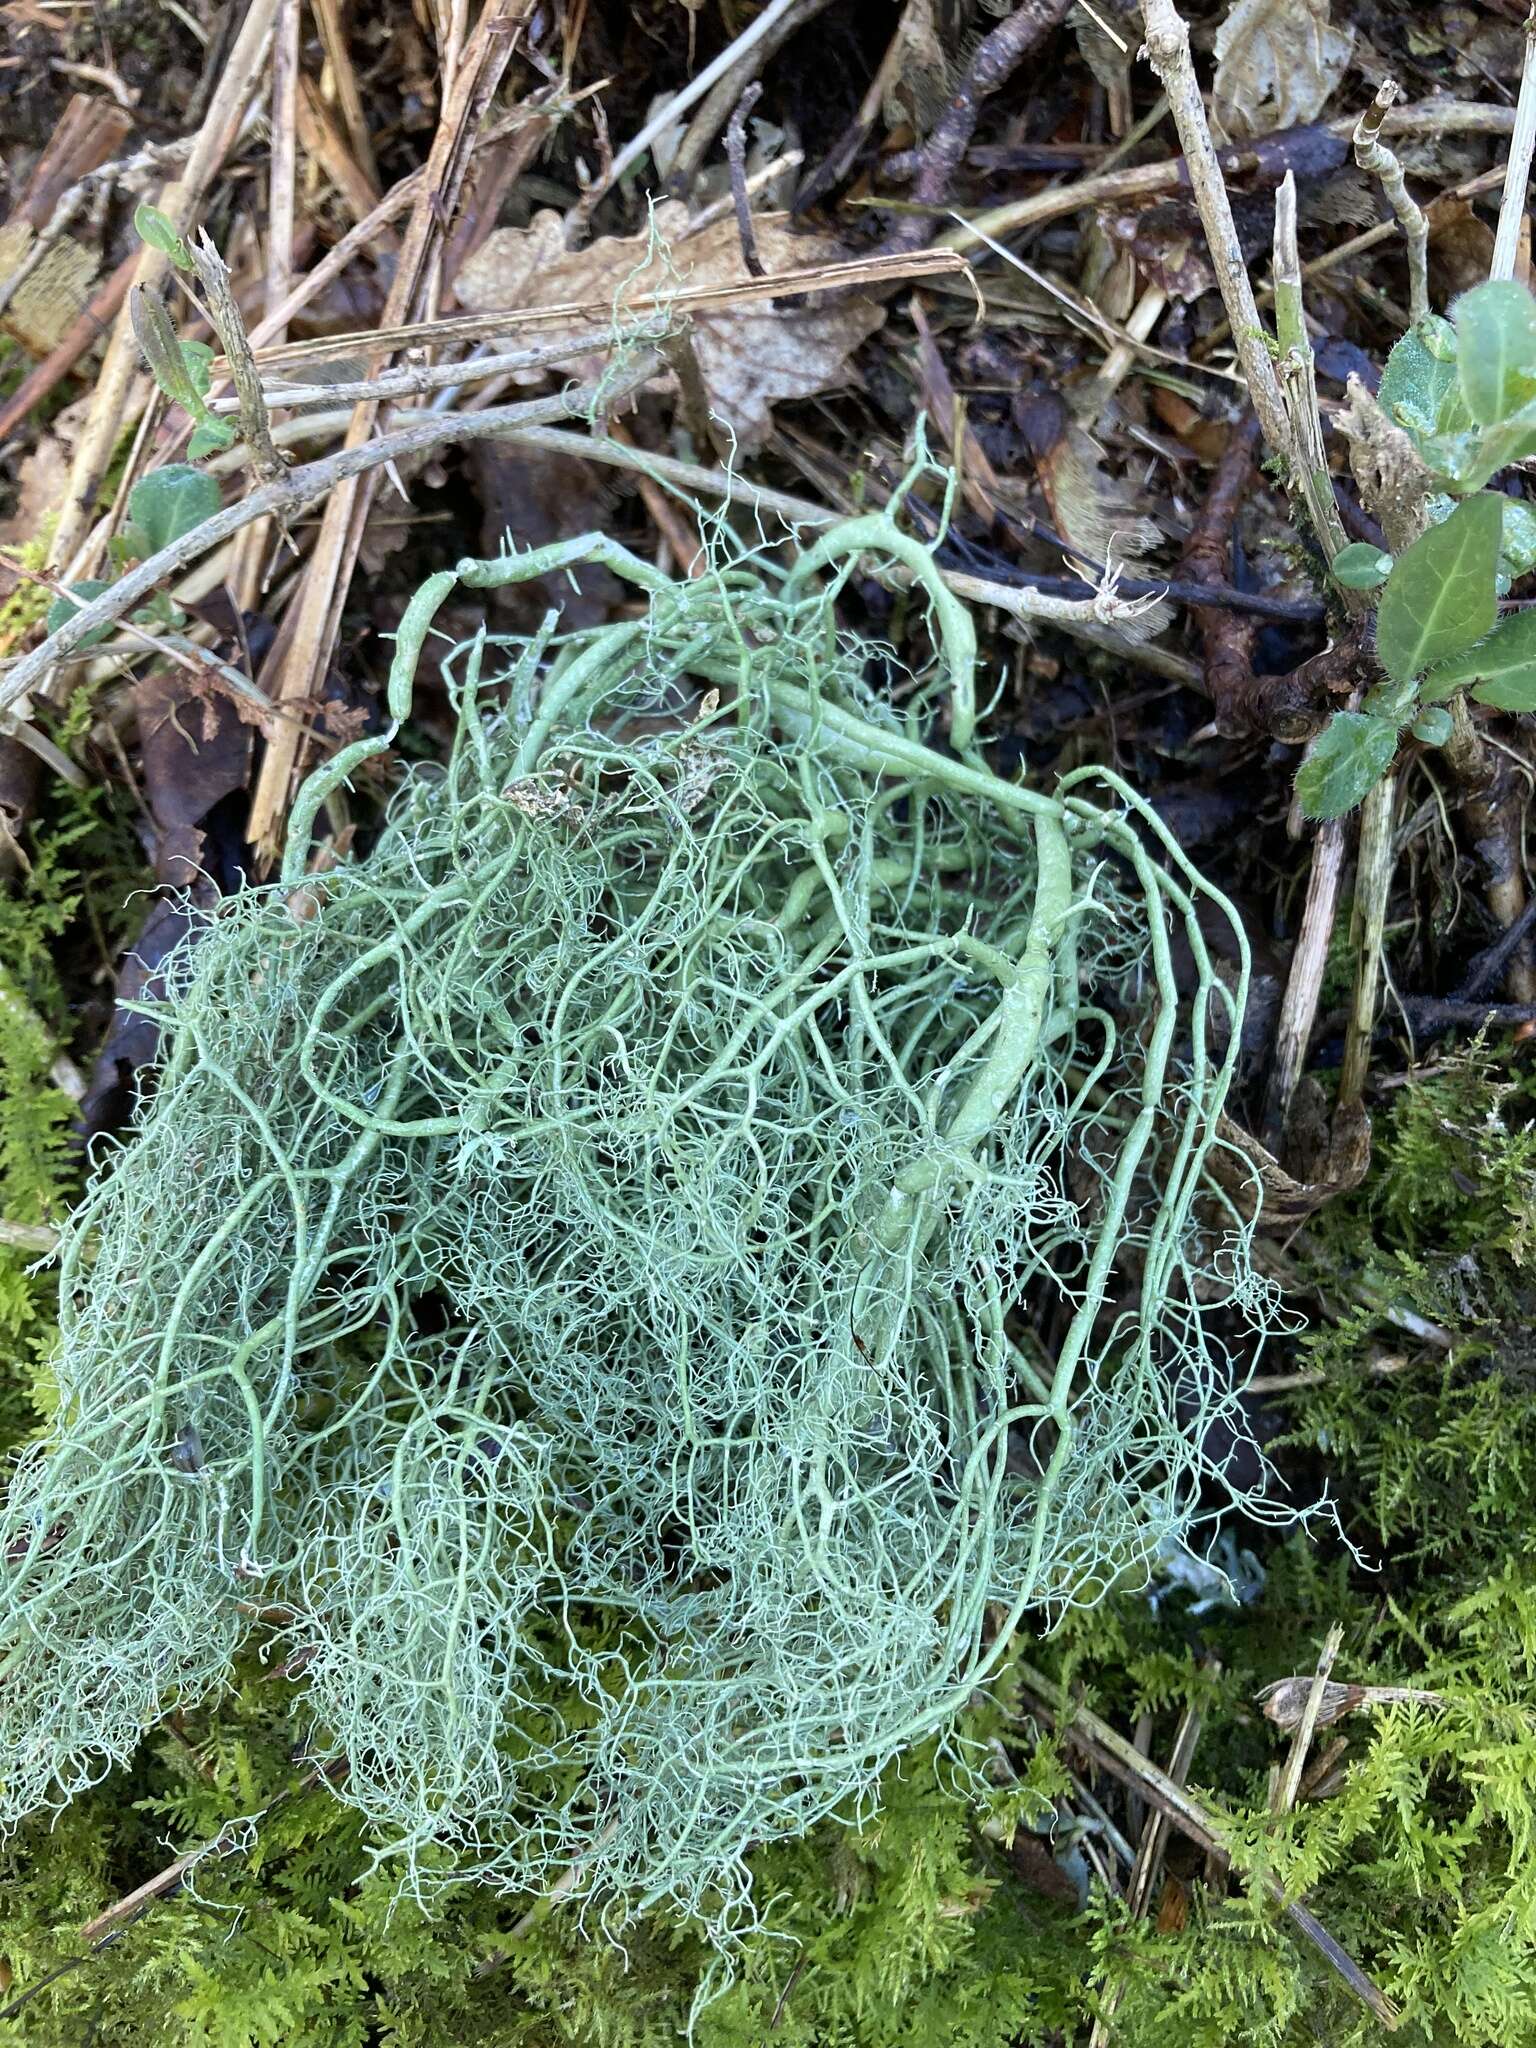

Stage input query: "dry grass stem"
[{"left": 1493, "top": 6, "right": 1536, "bottom": 282}]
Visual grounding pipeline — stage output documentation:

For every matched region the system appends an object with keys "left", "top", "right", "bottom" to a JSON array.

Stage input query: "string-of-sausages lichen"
[{"left": 0, "top": 494, "right": 1289, "bottom": 1940}]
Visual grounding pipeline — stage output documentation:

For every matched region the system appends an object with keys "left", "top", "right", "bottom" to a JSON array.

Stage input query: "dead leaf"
[
  {"left": 1256, "top": 1676, "right": 1445, "bottom": 1733},
  {"left": 1101, "top": 201, "right": 1215, "bottom": 301},
  {"left": 466, "top": 441, "right": 625, "bottom": 631},
  {"left": 1212, "top": 0, "right": 1354, "bottom": 143},
  {"left": 1429, "top": 196, "right": 1497, "bottom": 301},
  {"left": 0, "top": 219, "right": 96, "bottom": 355},
  {"left": 882, "top": 0, "right": 952, "bottom": 135},
  {"left": 454, "top": 205, "right": 885, "bottom": 447},
  {"left": 1013, "top": 388, "right": 1172, "bottom": 641},
  {"left": 0, "top": 393, "right": 86, "bottom": 551}
]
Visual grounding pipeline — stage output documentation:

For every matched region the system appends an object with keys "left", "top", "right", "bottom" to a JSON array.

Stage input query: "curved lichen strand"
[{"left": 0, "top": 511, "right": 1279, "bottom": 1938}]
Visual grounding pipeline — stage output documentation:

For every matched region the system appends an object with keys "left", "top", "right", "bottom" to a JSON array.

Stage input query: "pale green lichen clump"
[{"left": 0, "top": 500, "right": 1284, "bottom": 1937}]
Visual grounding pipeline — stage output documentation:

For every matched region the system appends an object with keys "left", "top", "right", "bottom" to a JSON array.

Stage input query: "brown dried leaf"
[
  {"left": 882, "top": 0, "right": 953, "bottom": 134},
  {"left": 0, "top": 219, "right": 96, "bottom": 355},
  {"left": 1256, "top": 1676, "right": 1445, "bottom": 1733},
  {"left": 0, "top": 392, "right": 86, "bottom": 550},
  {"left": 1101, "top": 202, "right": 1215, "bottom": 301},
  {"left": 454, "top": 205, "right": 885, "bottom": 448},
  {"left": 1016, "top": 390, "right": 1171, "bottom": 641},
  {"left": 1429, "top": 196, "right": 1497, "bottom": 302},
  {"left": 1212, "top": 0, "right": 1354, "bottom": 142}
]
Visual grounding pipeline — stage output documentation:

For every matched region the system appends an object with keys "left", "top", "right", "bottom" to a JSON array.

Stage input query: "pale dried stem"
[
  {"left": 236, "top": 323, "right": 642, "bottom": 411},
  {"left": 266, "top": 0, "right": 299, "bottom": 322},
  {"left": 1246, "top": 1350, "right": 1414, "bottom": 1395},
  {"left": 42, "top": 0, "right": 279, "bottom": 596},
  {"left": 1338, "top": 774, "right": 1397, "bottom": 1114},
  {"left": 233, "top": 244, "right": 968, "bottom": 377},
  {"left": 1137, "top": 0, "right": 1291, "bottom": 461},
  {"left": 1272, "top": 171, "right": 1352, "bottom": 565},
  {"left": 1272, "top": 1623, "right": 1344, "bottom": 1816},
  {"left": 240, "top": 0, "right": 299, "bottom": 609},
  {"left": 1082, "top": 282, "right": 1170, "bottom": 425},
  {"left": 246, "top": 0, "right": 525, "bottom": 860},
  {"left": 0, "top": 366, "right": 659, "bottom": 719},
  {"left": 1353, "top": 81, "right": 1429, "bottom": 327},
  {"left": 312, "top": 0, "right": 380, "bottom": 192},
  {"left": 296, "top": 78, "right": 383, "bottom": 228},
  {"left": 1493, "top": 6, "right": 1536, "bottom": 282},
  {"left": 1261, "top": 819, "right": 1347, "bottom": 1151}
]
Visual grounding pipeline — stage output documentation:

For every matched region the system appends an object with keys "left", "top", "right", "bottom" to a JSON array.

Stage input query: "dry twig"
[
  {"left": 1015, "top": 1662, "right": 1401, "bottom": 2028},
  {"left": 0, "top": 364, "right": 660, "bottom": 720},
  {"left": 247, "top": 0, "right": 529, "bottom": 861},
  {"left": 880, "top": 0, "right": 1075, "bottom": 255},
  {"left": 1353, "top": 82, "right": 1429, "bottom": 327}
]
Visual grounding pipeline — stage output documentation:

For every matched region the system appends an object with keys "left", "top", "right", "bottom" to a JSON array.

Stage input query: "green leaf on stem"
[
  {"left": 1331, "top": 543, "right": 1393, "bottom": 590},
  {"left": 1454, "top": 280, "right": 1536, "bottom": 426},
  {"left": 1295, "top": 711, "right": 1400, "bottom": 819},
  {"left": 1379, "top": 317, "right": 1463, "bottom": 440},
  {"left": 126, "top": 467, "right": 221, "bottom": 555},
  {"left": 1422, "top": 609, "right": 1536, "bottom": 711},
  {"left": 1375, "top": 493, "right": 1502, "bottom": 682},
  {"left": 133, "top": 201, "right": 193, "bottom": 271}
]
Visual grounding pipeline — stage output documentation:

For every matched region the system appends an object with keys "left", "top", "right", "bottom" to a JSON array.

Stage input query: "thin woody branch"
[
  {"left": 0, "top": 358, "right": 661, "bottom": 723},
  {"left": 1137, "top": 0, "right": 1293, "bottom": 461}
]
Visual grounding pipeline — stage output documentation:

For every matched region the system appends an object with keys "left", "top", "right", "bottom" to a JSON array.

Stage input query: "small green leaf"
[
  {"left": 133, "top": 201, "right": 193, "bottom": 270},
  {"left": 1474, "top": 673, "right": 1536, "bottom": 712},
  {"left": 1428, "top": 400, "right": 1536, "bottom": 492},
  {"left": 1331, "top": 542, "right": 1393, "bottom": 590},
  {"left": 1421, "top": 608, "right": 1536, "bottom": 705},
  {"left": 126, "top": 466, "right": 221, "bottom": 554},
  {"left": 179, "top": 338, "right": 214, "bottom": 401},
  {"left": 45, "top": 580, "right": 114, "bottom": 648},
  {"left": 1295, "top": 711, "right": 1400, "bottom": 819},
  {"left": 187, "top": 416, "right": 236, "bottom": 459},
  {"left": 1379, "top": 318, "right": 1463, "bottom": 441},
  {"left": 130, "top": 285, "right": 198, "bottom": 410},
  {"left": 109, "top": 525, "right": 149, "bottom": 570},
  {"left": 134, "top": 592, "right": 184, "bottom": 630},
  {"left": 1375, "top": 492, "right": 1503, "bottom": 682},
  {"left": 1500, "top": 500, "right": 1536, "bottom": 587},
  {"left": 1411, "top": 706, "right": 1453, "bottom": 745},
  {"left": 1454, "top": 280, "right": 1536, "bottom": 426}
]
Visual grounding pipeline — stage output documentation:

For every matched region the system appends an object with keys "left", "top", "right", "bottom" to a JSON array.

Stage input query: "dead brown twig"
[{"left": 879, "top": 0, "right": 1076, "bottom": 256}]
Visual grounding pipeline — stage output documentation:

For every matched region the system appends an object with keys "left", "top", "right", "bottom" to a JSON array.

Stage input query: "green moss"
[
  {"left": 4, "top": 991, "right": 1536, "bottom": 2040},
  {"left": 0, "top": 747, "right": 144, "bottom": 1447}
]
